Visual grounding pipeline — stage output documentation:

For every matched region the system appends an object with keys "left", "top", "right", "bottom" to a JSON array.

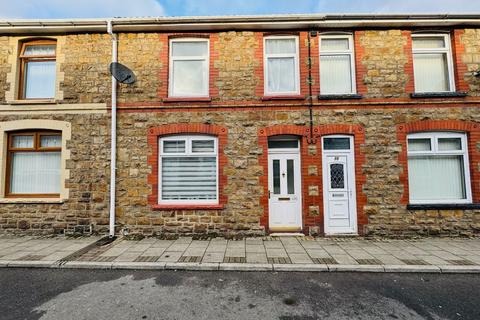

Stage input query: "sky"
[{"left": 1, "top": 0, "right": 480, "bottom": 19}]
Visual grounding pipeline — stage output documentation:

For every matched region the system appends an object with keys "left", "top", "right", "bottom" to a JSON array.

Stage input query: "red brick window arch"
[
  {"left": 147, "top": 124, "right": 228, "bottom": 210},
  {"left": 397, "top": 120, "right": 480, "bottom": 204}
]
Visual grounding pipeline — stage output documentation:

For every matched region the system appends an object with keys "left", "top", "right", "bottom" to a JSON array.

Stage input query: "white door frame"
[
  {"left": 322, "top": 135, "right": 357, "bottom": 235},
  {"left": 268, "top": 143, "right": 303, "bottom": 232}
]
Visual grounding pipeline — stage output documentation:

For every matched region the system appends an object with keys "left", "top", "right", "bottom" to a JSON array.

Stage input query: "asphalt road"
[{"left": 0, "top": 269, "right": 479, "bottom": 320}]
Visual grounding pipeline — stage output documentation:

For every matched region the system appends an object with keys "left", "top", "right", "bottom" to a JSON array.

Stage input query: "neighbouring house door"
[
  {"left": 322, "top": 136, "right": 357, "bottom": 235},
  {"left": 268, "top": 147, "right": 302, "bottom": 232}
]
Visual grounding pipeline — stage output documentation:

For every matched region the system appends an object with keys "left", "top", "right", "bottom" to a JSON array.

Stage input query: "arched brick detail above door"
[{"left": 258, "top": 124, "right": 367, "bottom": 235}]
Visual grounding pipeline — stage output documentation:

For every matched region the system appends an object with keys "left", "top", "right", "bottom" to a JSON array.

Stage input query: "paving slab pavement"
[{"left": 1, "top": 235, "right": 480, "bottom": 273}]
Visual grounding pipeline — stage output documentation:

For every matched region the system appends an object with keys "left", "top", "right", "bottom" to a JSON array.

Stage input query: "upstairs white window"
[
  {"left": 264, "top": 36, "right": 300, "bottom": 95},
  {"left": 412, "top": 34, "right": 455, "bottom": 93},
  {"left": 320, "top": 35, "right": 356, "bottom": 94},
  {"left": 19, "top": 40, "right": 56, "bottom": 99},
  {"left": 169, "top": 39, "right": 209, "bottom": 97},
  {"left": 159, "top": 135, "right": 218, "bottom": 204},
  {"left": 407, "top": 132, "right": 471, "bottom": 204}
]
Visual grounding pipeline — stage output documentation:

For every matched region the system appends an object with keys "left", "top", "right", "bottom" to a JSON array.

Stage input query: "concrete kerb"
[
  {"left": 384, "top": 265, "right": 442, "bottom": 273},
  {"left": 1, "top": 260, "right": 480, "bottom": 273}
]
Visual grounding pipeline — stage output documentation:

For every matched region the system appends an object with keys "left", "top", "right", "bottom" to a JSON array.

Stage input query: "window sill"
[
  {"left": 410, "top": 92, "right": 468, "bottom": 99},
  {"left": 152, "top": 204, "right": 224, "bottom": 210},
  {"left": 0, "top": 198, "right": 64, "bottom": 204},
  {"left": 163, "top": 97, "right": 211, "bottom": 103},
  {"left": 261, "top": 95, "right": 305, "bottom": 101},
  {"left": 318, "top": 94, "right": 363, "bottom": 100},
  {"left": 8, "top": 99, "right": 57, "bottom": 105},
  {"left": 407, "top": 203, "right": 480, "bottom": 210}
]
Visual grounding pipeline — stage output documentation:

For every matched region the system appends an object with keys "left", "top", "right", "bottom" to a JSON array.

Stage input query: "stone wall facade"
[
  {"left": 0, "top": 112, "right": 111, "bottom": 234},
  {"left": 0, "top": 26, "right": 480, "bottom": 237}
]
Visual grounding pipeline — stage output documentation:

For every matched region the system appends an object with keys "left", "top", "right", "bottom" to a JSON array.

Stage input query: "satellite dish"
[{"left": 109, "top": 62, "right": 136, "bottom": 84}]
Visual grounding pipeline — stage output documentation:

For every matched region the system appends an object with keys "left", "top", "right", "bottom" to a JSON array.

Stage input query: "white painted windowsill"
[{"left": 0, "top": 198, "right": 65, "bottom": 204}]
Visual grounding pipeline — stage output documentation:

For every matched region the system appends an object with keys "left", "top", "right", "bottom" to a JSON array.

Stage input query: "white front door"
[
  {"left": 322, "top": 136, "right": 357, "bottom": 235},
  {"left": 268, "top": 151, "right": 302, "bottom": 231}
]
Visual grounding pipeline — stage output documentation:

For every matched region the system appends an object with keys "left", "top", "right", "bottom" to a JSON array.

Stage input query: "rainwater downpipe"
[{"left": 107, "top": 20, "right": 117, "bottom": 238}]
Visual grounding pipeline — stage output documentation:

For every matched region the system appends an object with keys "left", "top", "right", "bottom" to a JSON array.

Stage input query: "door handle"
[{"left": 268, "top": 190, "right": 271, "bottom": 199}]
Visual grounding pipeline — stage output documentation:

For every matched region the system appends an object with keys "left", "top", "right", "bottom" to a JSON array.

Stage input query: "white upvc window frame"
[
  {"left": 319, "top": 33, "right": 357, "bottom": 95},
  {"left": 411, "top": 33, "right": 455, "bottom": 93},
  {"left": 407, "top": 131, "right": 472, "bottom": 204},
  {"left": 263, "top": 35, "right": 300, "bottom": 96},
  {"left": 168, "top": 38, "right": 210, "bottom": 98},
  {"left": 158, "top": 134, "right": 218, "bottom": 205}
]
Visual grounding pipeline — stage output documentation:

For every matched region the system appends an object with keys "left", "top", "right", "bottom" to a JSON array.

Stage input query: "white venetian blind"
[
  {"left": 413, "top": 53, "right": 449, "bottom": 92},
  {"left": 408, "top": 155, "right": 465, "bottom": 201},
  {"left": 10, "top": 152, "right": 61, "bottom": 194},
  {"left": 160, "top": 136, "right": 218, "bottom": 202},
  {"left": 161, "top": 157, "right": 217, "bottom": 200},
  {"left": 412, "top": 36, "right": 452, "bottom": 93},
  {"left": 320, "top": 37, "right": 354, "bottom": 94},
  {"left": 25, "top": 61, "right": 56, "bottom": 99}
]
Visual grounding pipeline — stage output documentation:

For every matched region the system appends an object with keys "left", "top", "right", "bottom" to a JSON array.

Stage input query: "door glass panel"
[
  {"left": 268, "top": 140, "right": 298, "bottom": 149},
  {"left": 273, "top": 159, "right": 281, "bottom": 194},
  {"left": 287, "top": 159, "right": 294, "bottom": 194},
  {"left": 323, "top": 138, "right": 350, "bottom": 150},
  {"left": 330, "top": 163, "right": 345, "bottom": 189}
]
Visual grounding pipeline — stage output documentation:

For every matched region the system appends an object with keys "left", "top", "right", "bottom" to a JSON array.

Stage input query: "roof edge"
[{"left": 1, "top": 13, "right": 480, "bottom": 34}]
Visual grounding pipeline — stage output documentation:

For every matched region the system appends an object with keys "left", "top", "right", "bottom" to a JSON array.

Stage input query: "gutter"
[
  {"left": 107, "top": 20, "right": 117, "bottom": 238},
  {"left": 1, "top": 14, "right": 480, "bottom": 34}
]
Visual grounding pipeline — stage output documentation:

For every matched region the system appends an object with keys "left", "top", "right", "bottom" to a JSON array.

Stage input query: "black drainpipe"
[{"left": 307, "top": 31, "right": 317, "bottom": 144}]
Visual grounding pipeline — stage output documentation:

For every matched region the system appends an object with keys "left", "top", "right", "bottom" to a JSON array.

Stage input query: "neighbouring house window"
[
  {"left": 169, "top": 39, "right": 209, "bottom": 97},
  {"left": 320, "top": 34, "right": 356, "bottom": 94},
  {"left": 159, "top": 135, "right": 218, "bottom": 204},
  {"left": 6, "top": 130, "right": 61, "bottom": 197},
  {"left": 19, "top": 40, "right": 56, "bottom": 99},
  {"left": 412, "top": 34, "right": 455, "bottom": 93},
  {"left": 407, "top": 132, "right": 471, "bottom": 204},
  {"left": 264, "top": 36, "right": 300, "bottom": 95}
]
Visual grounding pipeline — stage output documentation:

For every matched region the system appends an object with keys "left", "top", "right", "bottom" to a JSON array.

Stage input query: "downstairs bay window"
[
  {"left": 159, "top": 135, "right": 218, "bottom": 204},
  {"left": 6, "top": 130, "right": 62, "bottom": 197},
  {"left": 407, "top": 132, "right": 472, "bottom": 204}
]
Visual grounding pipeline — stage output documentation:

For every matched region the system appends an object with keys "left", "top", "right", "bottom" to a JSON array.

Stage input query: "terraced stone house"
[{"left": 0, "top": 14, "right": 479, "bottom": 237}]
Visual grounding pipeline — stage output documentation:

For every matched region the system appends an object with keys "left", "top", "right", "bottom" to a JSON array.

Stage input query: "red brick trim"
[
  {"left": 258, "top": 125, "right": 310, "bottom": 231},
  {"left": 314, "top": 124, "right": 368, "bottom": 235},
  {"left": 147, "top": 123, "right": 228, "bottom": 209},
  {"left": 257, "top": 124, "right": 367, "bottom": 235},
  {"left": 168, "top": 33, "right": 210, "bottom": 39},
  {"left": 254, "top": 32, "right": 264, "bottom": 99},
  {"left": 403, "top": 31, "right": 415, "bottom": 95},
  {"left": 152, "top": 204, "right": 224, "bottom": 210},
  {"left": 354, "top": 31, "right": 368, "bottom": 96},
  {"left": 452, "top": 29, "right": 469, "bottom": 92},
  {"left": 157, "top": 33, "right": 169, "bottom": 98},
  {"left": 397, "top": 120, "right": 480, "bottom": 204}
]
